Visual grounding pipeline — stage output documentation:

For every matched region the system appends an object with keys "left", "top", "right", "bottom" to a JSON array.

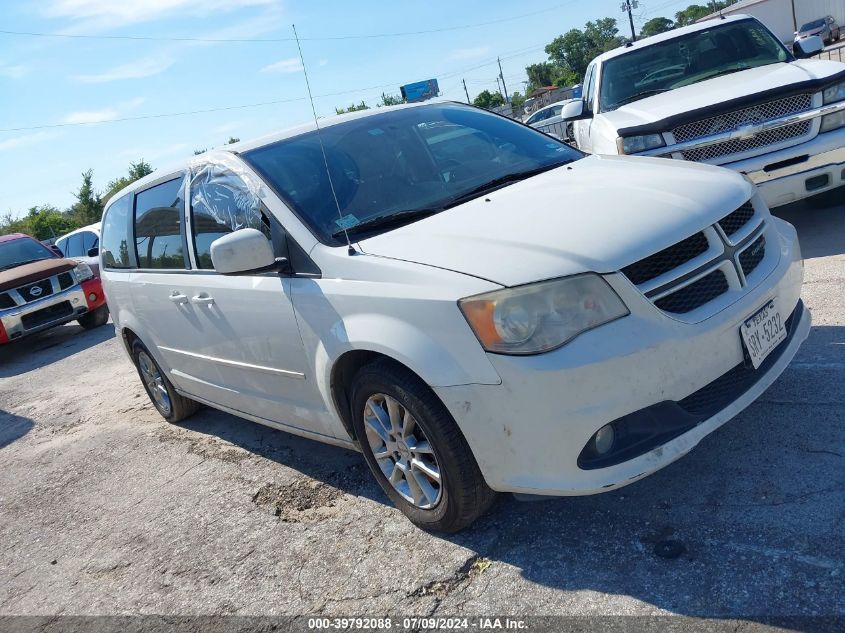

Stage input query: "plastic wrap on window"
[{"left": 188, "top": 156, "right": 265, "bottom": 232}]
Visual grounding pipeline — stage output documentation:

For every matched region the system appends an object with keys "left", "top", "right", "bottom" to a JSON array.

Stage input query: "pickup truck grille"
[
  {"left": 0, "top": 271, "right": 76, "bottom": 310},
  {"left": 671, "top": 93, "right": 814, "bottom": 163},
  {"left": 621, "top": 200, "right": 769, "bottom": 317}
]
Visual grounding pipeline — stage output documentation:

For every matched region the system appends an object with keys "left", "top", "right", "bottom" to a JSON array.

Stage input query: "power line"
[{"left": 0, "top": 1, "right": 578, "bottom": 44}]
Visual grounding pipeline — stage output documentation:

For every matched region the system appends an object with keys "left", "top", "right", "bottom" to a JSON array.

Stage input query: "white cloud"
[
  {"left": 42, "top": 0, "right": 274, "bottom": 30},
  {"left": 71, "top": 56, "right": 173, "bottom": 83},
  {"left": 260, "top": 57, "right": 303, "bottom": 74},
  {"left": 62, "top": 108, "right": 118, "bottom": 124},
  {"left": 0, "top": 131, "right": 58, "bottom": 152},
  {"left": 449, "top": 46, "right": 491, "bottom": 61},
  {"left": 0, "top": 63, "right": 28, "bottom": 79}
]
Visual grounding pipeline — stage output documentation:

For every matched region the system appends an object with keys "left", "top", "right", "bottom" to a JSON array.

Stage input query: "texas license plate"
[{"left": 740, "top": 300, "right": 786, "bottom": 369}]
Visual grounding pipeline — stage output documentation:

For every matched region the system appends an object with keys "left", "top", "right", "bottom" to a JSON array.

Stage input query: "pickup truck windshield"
[
  {"left": 244, "top": 104, "right": 583, "bottom": 244},
  {"left": 599, "top": 19, "right": 791, "bottom": 112},
  {"left": 0, "top": 238, "right": 54, "bottom": 271}
]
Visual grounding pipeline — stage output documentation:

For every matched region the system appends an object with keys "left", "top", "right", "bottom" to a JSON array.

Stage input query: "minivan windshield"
[
  {"left": 599, "top": 19, "right": 791, "bottom": 112},
  {"left": 244, "top": 104, "right": 583, "bottom": 244},
  {"left": 0, "top": 237, "right": 55, "bottom": 271}
]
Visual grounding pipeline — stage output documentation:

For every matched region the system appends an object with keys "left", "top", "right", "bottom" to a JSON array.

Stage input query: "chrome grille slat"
[{"left": 671, "top": 93, "right": 814, "bottom": 163}]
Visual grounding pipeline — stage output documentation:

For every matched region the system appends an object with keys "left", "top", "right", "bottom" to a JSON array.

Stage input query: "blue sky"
[{"left": 0, "top": 0, "right": 691, "bottom": 217}]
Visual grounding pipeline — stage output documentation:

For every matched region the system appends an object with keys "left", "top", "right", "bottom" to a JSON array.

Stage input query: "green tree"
[
  {"left": 70, "top": 169, "right": 103, "bottom": 226},
  {"left": 641, "top": 16, "right": 675, "bottom": 38},
  {"left": 674, "top": 3, "right": 727, "bottom": 27},
  {"left": 25, "top": 205, "right": 78, "bottom": 240},
  {"left": 335, "top": 101, "right": 369, "bottom": 114},
  {"left": 226, "top": 136, "right": 240, "bottom": 144},
  {"left": 510, "top": 91, "right": 526, "bottom": 109},
  {"left": 472, "top": 89, "right": 505, "bottom": 109},
  {"left": 104, "top": 160, "right": 154, "bottom": 203},
  {"left": 378, "top": 92, "right": 405, "bottom": 107},
  {"left": 546, "top": 18, "right": 624, "bottom": 81},
  {"left": 525, "top": 62, "right": 559, "bottom": 88}
]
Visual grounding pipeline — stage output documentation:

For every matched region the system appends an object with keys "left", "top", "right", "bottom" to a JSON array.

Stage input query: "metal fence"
[
  {"left": 533, "top": 120, "right": 571, "bottom": 140},
  {"left": 815, "top": 44, "right": 844, "bottom": 62}
]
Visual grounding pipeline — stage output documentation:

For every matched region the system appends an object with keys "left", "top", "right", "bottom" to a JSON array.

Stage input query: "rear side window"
[
  {"left": 135, "top": 178, "right": 187, "bottom": 269},
  {"left": 101, "top": 194, "right": 134, "bottom": 269},
  {"left": 81, "top": 231, "right": 98, "bottom": 255},
  {"left": 64, "top": 234, "right": 84, "bottom": 258}
]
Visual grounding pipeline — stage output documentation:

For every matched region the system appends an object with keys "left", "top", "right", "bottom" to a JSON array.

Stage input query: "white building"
[{"left": 699, "top": 0, "right": 845, "bottom": 42}]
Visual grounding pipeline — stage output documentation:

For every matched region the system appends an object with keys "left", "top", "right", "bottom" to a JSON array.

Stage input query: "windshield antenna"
[{"left": 292, "top": 24, "right": 355, "bottom": 255}]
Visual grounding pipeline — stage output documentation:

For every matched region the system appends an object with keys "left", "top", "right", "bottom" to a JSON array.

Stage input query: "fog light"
[
  {"left": 88, "top": 293, "right": 97, "bottom": 301},
  {"left": 594, "top": 424, "right": 615, "bottom": 455}
]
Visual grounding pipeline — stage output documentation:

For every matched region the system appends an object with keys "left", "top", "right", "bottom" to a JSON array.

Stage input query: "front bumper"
[
  {"left": 0, "top": 278, "right": 105, "bottom": 343},
  {"left": 435, "top": 218, "right": 807, "bottom": 496},
  {"left": 735, "top": 130, "right": 845, "bottom": 207}
]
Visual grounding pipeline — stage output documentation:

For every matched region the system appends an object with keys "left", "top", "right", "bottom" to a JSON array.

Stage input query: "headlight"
[
  {"left": 822, "top": 81, "right": 845, "bottom": 105},
  {"left": 820, "top": 109, "right": 845, "bottom": 133},
  {"left": 459, "top": 274, "right": 629, "bottom": 355},
  {"left": 617, "top": 134, "right": 665, "bottom": 155},
  {"left": 72, "top": 262, "right": 94, "bottom": 282}
]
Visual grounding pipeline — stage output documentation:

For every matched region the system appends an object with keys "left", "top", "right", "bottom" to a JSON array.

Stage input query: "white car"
[
  {"left": 524, "top": 99, "right": 577, "bottom": 140},
  {"left": 564, "top": 14, "right": 845, "bottom": 208},
  {"left": 56, "top": 223, "right": 101, "bottom": 277},
  {"left": 100, "top": 102, "right": 808, "bottom": 532}
]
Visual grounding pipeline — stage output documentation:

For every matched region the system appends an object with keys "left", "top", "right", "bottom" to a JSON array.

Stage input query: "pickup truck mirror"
[
  {"left": 49, "top": 245, "right": 64, "bottom": 257},
  {"left": 794, "top": 35, "right": 824, "bottom": 58},
  {"left": 87, "top": 247, "right": 99, "bottom": 258},
  {"left": 563, "top": 100, "right": 590, "bottom": 121},
  {"left": 210, "top": 228, "right": 281, "bottom": 275}
]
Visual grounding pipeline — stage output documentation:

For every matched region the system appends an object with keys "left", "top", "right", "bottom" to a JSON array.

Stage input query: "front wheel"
[{"left": 351, "top": 359, "right": 496, "bottom": 532}]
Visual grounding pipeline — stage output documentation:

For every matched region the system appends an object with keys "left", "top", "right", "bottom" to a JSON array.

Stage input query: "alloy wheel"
[
  {"left": 363, "top": 393, "right": 442, "bottom": 509},
  {"left": 138, "top": 351, "right": 172, "bottom": 416}
]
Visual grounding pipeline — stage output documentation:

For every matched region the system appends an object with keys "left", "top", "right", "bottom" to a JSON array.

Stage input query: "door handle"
[
  {"left": 168, "top": 292, "right": 188, "bottom": 305},
  {"left": 190, "top": 293, "right": 215, "bottom": 306}
]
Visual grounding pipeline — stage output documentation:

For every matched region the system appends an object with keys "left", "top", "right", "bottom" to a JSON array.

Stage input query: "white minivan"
[{"left": 101, "top": 102, "right": 808, "bottom": 531}]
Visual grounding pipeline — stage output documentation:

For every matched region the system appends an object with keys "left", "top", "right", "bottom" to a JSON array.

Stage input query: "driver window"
[
  {"left": 584, "top": 64, "right": 597, "bottom": 113},
  {"left": 189, "top": 165, "right": 271, "bottom": 269}
]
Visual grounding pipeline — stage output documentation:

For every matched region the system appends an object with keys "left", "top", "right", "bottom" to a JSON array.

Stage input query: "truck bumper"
[{"left": 730, "top": 128, "right": 845, "bottom": 207}]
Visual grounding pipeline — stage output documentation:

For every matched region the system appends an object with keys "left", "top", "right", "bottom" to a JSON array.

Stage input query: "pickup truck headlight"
[
  {"left": 72, "top": 262, "right": 94, "bottom": 282},
  {"left": 617, "top": 134, "right": 665, "bottom": 155},
  {"left": 821, "top": 81, "right": 845, "bottom": 133},
  {"left": 459, "top": 274, "right": 629, "bottom": 355}
]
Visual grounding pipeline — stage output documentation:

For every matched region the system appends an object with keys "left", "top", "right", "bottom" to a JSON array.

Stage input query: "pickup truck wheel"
[
  {"left": 131, "top": 341, "right": 200, "bottom": 423},
  {"left": 351, "top": 359, "right": 496, "bottom": 532},
  {"left": 77, "top": 305, "right": 109, "bottom": 329}
]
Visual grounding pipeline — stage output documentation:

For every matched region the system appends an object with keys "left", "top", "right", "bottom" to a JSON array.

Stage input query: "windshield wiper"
[
  {"left": 613, "top": 88, "right": 670, "bottom": 107},
  {"left": 444, "top": 161, "right": 573, "bottom": 208},
  {"left": 331, "top": 208, "right": 443, "bottom": 239}
]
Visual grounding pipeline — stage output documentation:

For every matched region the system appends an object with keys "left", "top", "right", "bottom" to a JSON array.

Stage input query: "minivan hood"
[
  {"left": 357, "top": 155, "right": 753, "bottom": 287},
  {"left": 605, "top": 61, "right": 842, "bottom": 132}
]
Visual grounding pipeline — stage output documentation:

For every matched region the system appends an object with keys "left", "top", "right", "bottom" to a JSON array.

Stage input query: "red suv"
[{"left": 0, "top": 233, "right": 108, "bottom": 344}]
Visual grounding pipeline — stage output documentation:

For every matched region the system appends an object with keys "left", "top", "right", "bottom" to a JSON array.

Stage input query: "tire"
[
  {"left": 350, "top": 359, "right": 496, "bottom": 532},
  {"left": 131, "top": 340, "right": 200, "bottom": 423},
  {"left": 77, "top": 305, "right": 109, "bottom": 329}
]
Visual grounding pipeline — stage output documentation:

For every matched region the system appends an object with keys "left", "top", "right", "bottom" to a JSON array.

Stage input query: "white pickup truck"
[{"left": 564, "top": 14, "right": 845, "bottom": 208}]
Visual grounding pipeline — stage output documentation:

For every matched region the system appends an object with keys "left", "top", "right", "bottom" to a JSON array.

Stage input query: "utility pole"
[
  {"left": 790, "top": 0, "right": 797, "bottom": 31},
  {"left": 497, "top": 57, "right": 510, "bottom": 103},
  {"left": 496, "top": 76, "right": 504, "bottom": 99},
  {"left": 462, "top": 79, "right": 471, "bottom": 104},
  {"left": 621, "top": 0, "right": 638, "bottom": 42}
]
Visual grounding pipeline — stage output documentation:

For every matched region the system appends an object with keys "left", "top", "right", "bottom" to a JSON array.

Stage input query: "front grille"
[
  {"left": 671, "top": 93, "right": 814, "bottom": 163},
  {"left": 58, "top": 272, "right": 75, "bottom": 290},
  {"left": 621, "top": 232, "right": 709, "bottom": 285},
  {"left": 20, "top": 301, "right": 73, "bottom": 330},
  {"left": 16, "top": 278, "right": 54, "bottom": 303},
  {"left": 679, "top": 304, "right": 799, "bottom": 417},
  {"left": 654, "top": 269, "right": 729, "bottom": 314},
  {"left": 739, "top": 235, "right": 766, "bottom": 277},
  {"left": 718, "top": 202, "right": 755, "bottom": 237},
  {"left": 0, "top": 292, "right": 15, "bottom": 309}
]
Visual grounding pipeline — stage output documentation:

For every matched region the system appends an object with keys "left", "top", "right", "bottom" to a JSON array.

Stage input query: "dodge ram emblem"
[{"left": 29, "top": 286, "right": 43, "bottom": 297}]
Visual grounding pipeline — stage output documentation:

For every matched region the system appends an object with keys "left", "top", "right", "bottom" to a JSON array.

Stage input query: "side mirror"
[
  {"left": 210, "top": 228, "right": 280, "bottom": 275},
  {"left": 563, "top": 100, "right": 590, "bottom": 121},
  {"left": 794, "top": 35, "right": 823, "bottom": 58},
  {"left": 50, "top": 245, "right": 64, "bottom": 257},
  {"left": 87, "top": 247, "right": 99, "bottom": 258}
]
